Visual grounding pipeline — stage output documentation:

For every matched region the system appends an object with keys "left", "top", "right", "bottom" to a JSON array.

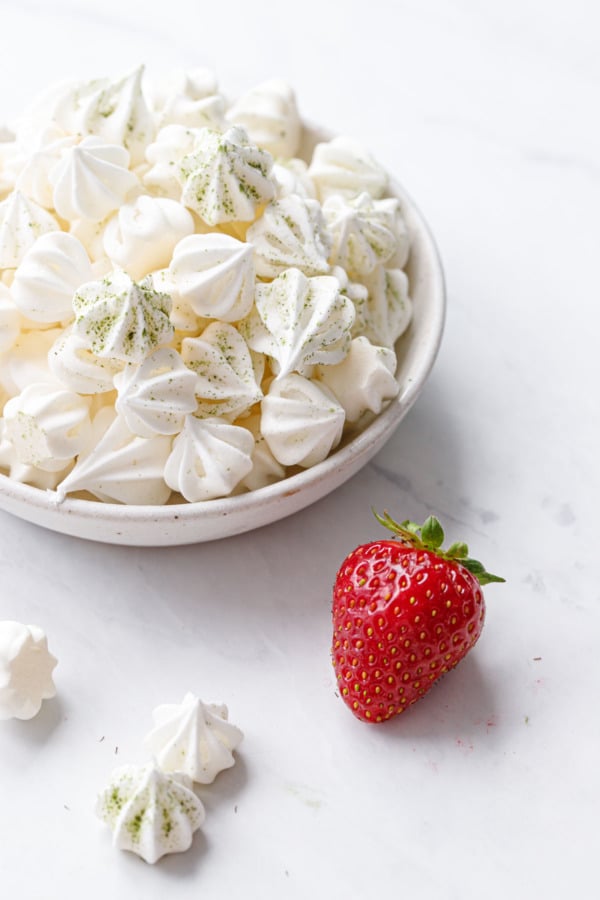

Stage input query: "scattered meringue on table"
[
  {"left": 96, "top": 692, "right": 243, "bottom": 863},
  {"left": 143, "top": 691, "right": 244, "bottom": 785},
  {"left": 0, "top": 65, "right": 413, "bottom": 505},
  {"left": 96, "top": 762, "right": 205, "bottom": 864},
  {"left": 0, "top": 620, "right": 57, "bottom": 720}
]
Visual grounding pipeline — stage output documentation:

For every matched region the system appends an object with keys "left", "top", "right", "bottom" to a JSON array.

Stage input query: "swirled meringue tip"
[
  {"left": 0, "top": 66, "right": 415, "bottom": 505},
  {"left": 143, "top": 692, "right": 243, "bottom": 784},
  {"left": 96, "top": 761, "right": 204, "bottom": 864},
  {"left": 0, "top": 620, "right": 57, "bottom": 720}
]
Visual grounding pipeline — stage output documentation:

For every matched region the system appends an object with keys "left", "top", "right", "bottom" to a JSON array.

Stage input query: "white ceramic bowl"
[{"left": 0, "top": 130, "right": 445, "bottom": 546}]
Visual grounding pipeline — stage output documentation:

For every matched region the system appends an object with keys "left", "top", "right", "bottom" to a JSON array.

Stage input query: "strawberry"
[{"left": 332, "top": 512, "right": 504, "bottom": 723}]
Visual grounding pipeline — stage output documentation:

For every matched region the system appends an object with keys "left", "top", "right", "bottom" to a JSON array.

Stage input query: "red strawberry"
[{"left": 332, "top": 512, "right": 504, "bottom": 723}]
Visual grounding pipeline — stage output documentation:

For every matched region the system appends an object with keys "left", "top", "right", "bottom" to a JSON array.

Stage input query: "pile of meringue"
[
  {"left": 97, "top": 692, "right": 243, "bottom": 863},
  {"left": 0, "top": 66, "right": 412, "bottom": 504}
]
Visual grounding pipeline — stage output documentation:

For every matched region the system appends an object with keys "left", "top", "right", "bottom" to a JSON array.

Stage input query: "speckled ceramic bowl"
[{"left": 0, "top": 129, "right": 445, "bottom": 546}]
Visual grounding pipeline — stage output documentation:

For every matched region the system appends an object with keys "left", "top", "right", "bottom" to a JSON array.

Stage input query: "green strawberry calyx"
[{"left": 373, "top": 510, "right": 505, "bottom": 586}]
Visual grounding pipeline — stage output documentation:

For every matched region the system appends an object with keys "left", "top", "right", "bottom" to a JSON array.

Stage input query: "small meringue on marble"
[
  {"left": 169, "top": 232, "right": 255, "bottom": 322},
  {"left": 96, "top": 762, "right": 204, "bottom": 864},
  {"left": 11, "top": 232, "right": 93, "bottom": 324},
  {"left": 308, "top": 135, "right": 388, "bottom": 201},
  {"left": 73, "top": 270, "right": 174, "bottom": 363},
  {"left": 181, "top": 322, "right": 263, "bottom": 420},
  {"left": 316, "top": 335, "right": 399, "bottom": 423},
  {"left": 0, "top": 620, "right": 57, "bottom": 720},
  {"left": 0, "top": 282, "right": 20, "bottom": 352},
  {"left": 260, "top": 373, "right": 345, "bottom": 467},
  {"left": 55, "top": 407, "right": 172, "bottom": 504},
  {"left": 103, "top": 194, "right": 194, "bottom": 280},
  {"left": 246, "top": 194, "right": 331, "bottom": 278},
  {"left": 226, "top": 78, "right": 301, "bottom": 159},
  {"left": 114, "top": 347, "right": 198, "bottom": 437},
  {"left": 143, "top": 692, "right": 244, "bottom": 784},
  {"left": 2, "top": 382, "right": 91, "bottom": 471},
  {"left": 52, "top": 65, "right": 155, "bottom": 167},
  {"left": 358, "top": 266, "right": 412, "bottom": 348},
  {"left": 240, "top": 268, "right": 355, "bottom": 379},
  {"left": 164, "top": 414, "right": 254, "bottom": 502},
  {"left": 48, "top": 327, "right": 123, "bottom": 394},
  {"left": 0, "top": 191, "right": 60, "bottom": 270},
  {"left": 177, "top": 126, "right": 275, "bottom": 225},
  {"left": 50, "top": 136, "right": 139, "bottom": 223}
]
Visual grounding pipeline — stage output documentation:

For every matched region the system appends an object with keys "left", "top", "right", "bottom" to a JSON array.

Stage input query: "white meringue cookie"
[
  {"left": 143, "top": 692, "right": 243, "bottom": 784},
  {"left": 0, "top": 419, "right": 72, "bottom": 489},
  {"left": 237, "top": 411, "right": 286, "bottom": 491},
  {"left": 114, "top": 347, "right": 198, "bottom": 437},
  {"left": 3, "top": 382, "right": 91, "bottom": 471},
  {"left": 50, "top": 136, "right": 139, "bottom": 223},
  {"left": 69, "top": 215, "right": 111, "bottom": 263},
  {"left": 154, "top": 69, "right": 226, "bottom": 130},
  {"left": 316, "top": 336, "right": 399, "bottom": 423},
  {"left": 164, "top": 415, "right": 254, "bottom": 502},
  {"left": 181, "top": 322, "right": 262, "bottom": 420},
  {"left": 9, "top": 78, "right": 72, "bottom": 153},
  {"left": 52, "top": 66, "right": 155, "bottom": 167},
  {"left": 143, "top": 124, "right": 200, "bottom": 199},
  {"left": 0, "top": 191, "right": 60, "bottom": 270},
  {"left": 96, "top": 762, "right": 204, "bottom": 864},
  {"left": 376, "top": 196, "right": 411, "bottom": 269},
  {"left": 246, "top": 194, "right": 331, "bottom": 278},
  {"left": 0, "top": 328, "right": 62, "bottom": 398},
  {"left": 14, "top": 133, "right": 78, "bottom": 209},
  {"left": 0, "top": 621, "right": 57, "bottom": 720},
  {"left": 55, "top": 408, "right": 172, "bottom": 504},
  {"left": 260, "top": 373, "right": 345, "bottom": 467},
  {"left": 169, "top": 232, "right": 255, "bottom": 322},
  {"left": 240, "top": 268, "right": 355, "bottom": 378},
  {"left": 151, "top": 267, "right": 204, "bottom": 333},
  {"left": 11, "top": 232, "right": 93, "bottom": 324},
  {"left": 330, "top": 263, "right": 369, "bottom": 307},
  {"left": 177, "top": 126, "right": 275, "bottom": 225},
  {"left": 48, "top": 328, "right": 123, "bottom": 394},
  {"left": 226, "top": 78, "right": 301, "bottom": 159},
  {"left": 0, "top": 133, "right": 23, "bottom": 198},
  {"left": 103, "top": 195, "right": 194, "bottom": 280},
  {"left": 0, "top": 282, "right": 20, "bottom": 351},
  {"left": 322, "top": 191, "right": 398, "bottom": 277},
  {"left": 358, "top": 266, "right": 412, "bottom": 348},
  {"left": 73, "top": 270, "right": 174, "bottom": 363},
  {"left": 308, "top": 135, "right": 388, "bottom": 201},
  {"left": 272, "top": 158, "right": 316, "bottom": 200}
]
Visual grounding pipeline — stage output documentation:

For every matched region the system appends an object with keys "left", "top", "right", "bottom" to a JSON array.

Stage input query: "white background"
[{"left": 0, "top": 1, "right": 598, "bottom": 897}]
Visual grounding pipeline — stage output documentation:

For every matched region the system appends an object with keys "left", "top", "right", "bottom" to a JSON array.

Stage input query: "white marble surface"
[{"left": 0, "top": 0, "right": 598, "bottom": 897}]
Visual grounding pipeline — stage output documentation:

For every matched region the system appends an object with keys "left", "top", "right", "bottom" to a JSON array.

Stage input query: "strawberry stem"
[{"left": 372, "top": 509, "right": 505, "bottom": 586}]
